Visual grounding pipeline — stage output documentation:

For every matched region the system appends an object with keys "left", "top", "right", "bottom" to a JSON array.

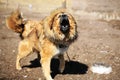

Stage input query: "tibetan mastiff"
[{"left": 6, "top": 8, "right": 77, "bottom": 80}]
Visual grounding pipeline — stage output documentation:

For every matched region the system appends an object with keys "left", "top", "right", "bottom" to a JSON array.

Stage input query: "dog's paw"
[
  {"left": 45, "top": 76, "right": 54, "bottom": 80},
  {"left": 59, "top": 67, "right": 64, "bottom": 73},
  {"left": 16, "top": 66, "right": 22, "bottom": 70},
  {"left": 48, "top": 78, "right": 54, "bottom": 80}
]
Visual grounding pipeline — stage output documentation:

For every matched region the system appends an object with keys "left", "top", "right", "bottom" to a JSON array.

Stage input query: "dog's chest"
[{"left": 55, "top": 44, "right": 68, "bottom": 55}]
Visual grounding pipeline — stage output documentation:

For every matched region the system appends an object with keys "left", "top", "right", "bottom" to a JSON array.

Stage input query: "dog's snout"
[
  {"left": 60, "top": 14, "right": 70, "bottom": 33},
  {"left": 61, "top": 14, "right": 67, "bottom": 19}
]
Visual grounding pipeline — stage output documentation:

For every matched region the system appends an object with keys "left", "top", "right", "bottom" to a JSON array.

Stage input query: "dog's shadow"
[
  {"left": 23, "top": 58, "right": 88, "bottom": 78},
  {"left": 23, "top": 58, "right": 41, "bottom": 68}
]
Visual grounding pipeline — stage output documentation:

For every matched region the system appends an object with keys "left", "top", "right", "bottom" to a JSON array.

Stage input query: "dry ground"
[{"left": 0, "top": 0, "right": 120, "bottom": 80}]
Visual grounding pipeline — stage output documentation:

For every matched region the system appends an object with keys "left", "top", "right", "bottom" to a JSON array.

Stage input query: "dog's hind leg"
[{"left": 16, "top": 39, "right": 33, "bottom": 70}]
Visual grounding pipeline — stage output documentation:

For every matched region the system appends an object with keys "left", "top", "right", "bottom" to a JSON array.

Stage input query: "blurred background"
[{"left": 0, "top": 0, "right": 120, "bottom": 20}]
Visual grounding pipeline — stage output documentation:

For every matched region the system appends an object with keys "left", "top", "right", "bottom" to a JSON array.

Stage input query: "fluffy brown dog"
[{"left": 6, "top": 8, "right": 77, "bottom": 80}]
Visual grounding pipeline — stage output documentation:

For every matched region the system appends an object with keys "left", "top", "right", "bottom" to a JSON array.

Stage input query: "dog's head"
[{"left": 44, "top": 9, "right": 77, "bottom": 44}]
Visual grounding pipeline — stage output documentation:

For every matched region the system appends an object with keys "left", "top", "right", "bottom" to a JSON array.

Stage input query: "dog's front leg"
[
  {"left": 58, "top": 54, "right": 65, "bottom": 73},
  {"left": 41, "top": 53, "right": 53, "bottom": 80}
]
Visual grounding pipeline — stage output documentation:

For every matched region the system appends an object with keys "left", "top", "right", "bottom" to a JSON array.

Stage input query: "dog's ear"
[
  {"left": 45, "top": 14, "right": 55, "bottom": 30},
  {"left": 43, "top": 8, "right": 67, "bottom": 39},
  {"left": 43, "top": 15, "right": 55, "bottom": 39},
  {"left": 67, "top": 13, "right": 78, "bottom": 40}
]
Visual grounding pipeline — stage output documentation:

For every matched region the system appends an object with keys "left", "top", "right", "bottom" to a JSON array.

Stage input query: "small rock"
[
  {"left": 85, "top": 59, "right": 87, "bottom": 62},
  {"left": 90, "top": 62, "right": 112, "bottom": 74},
  {"left": 100, "top": 50, "right": 108, "bottom": 54},
  {"left": 26, "top": 68, "right": 31, "bottom": 71},
  {"left": 2, "top": 21, "right": 5, "bottom": 24},
  {"left": 69, "top": 77, "right": 73, "bottom": 80},
  {"left": 12, "top": 50, "right": 15, "bottom": 53},
  {"left": 23, "top": 75, "right": 27, "bottom": 78},
  {"left": 38, "top": 78, "right": 41, "bottom": 80},
  {"left": 104, "top": 29, "right": 108, "bottom": 31},
  {"left": 0, "top": 49, "right": 2, "bottom": 54}
]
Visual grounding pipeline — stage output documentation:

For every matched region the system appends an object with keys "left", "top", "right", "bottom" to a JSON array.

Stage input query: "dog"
[{"left": 6, "top": 8, "right": 77, "bottom": 80}]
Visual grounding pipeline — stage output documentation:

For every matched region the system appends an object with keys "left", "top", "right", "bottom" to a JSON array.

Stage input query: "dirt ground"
[{"left": 0, "top": 0, "right": 120, "bottom": 80}]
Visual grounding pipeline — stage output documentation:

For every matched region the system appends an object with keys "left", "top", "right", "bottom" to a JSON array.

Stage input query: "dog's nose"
[{"left": 60, "top": 14, "right": 70, "bottom": 33}]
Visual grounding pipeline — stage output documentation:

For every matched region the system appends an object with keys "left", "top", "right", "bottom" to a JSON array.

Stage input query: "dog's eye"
[{"left": 58, "top": 15, "right": 62, "bottom": 18}]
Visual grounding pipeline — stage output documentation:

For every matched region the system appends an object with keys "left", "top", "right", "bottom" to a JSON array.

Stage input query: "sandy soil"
[{"left": 0, "top": 0, "right": 120, "bottom": 80}]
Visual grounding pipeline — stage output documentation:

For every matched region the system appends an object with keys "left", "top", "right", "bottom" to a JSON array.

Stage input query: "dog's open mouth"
[{"left": 60, "top": 14, "right": 70, "bottom": 33}]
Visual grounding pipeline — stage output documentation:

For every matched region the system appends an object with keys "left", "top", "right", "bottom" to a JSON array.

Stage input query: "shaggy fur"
[
  {"left": 6, "top": 9, "right": 24, "bottom": 33},
  {"left": 6, "top": 8, "right": 77, "bottom": 80}
]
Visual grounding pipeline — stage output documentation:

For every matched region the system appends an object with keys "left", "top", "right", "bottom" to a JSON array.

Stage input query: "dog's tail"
[{"left": 6, "top": 9, "right": 25, "bottom": 33}]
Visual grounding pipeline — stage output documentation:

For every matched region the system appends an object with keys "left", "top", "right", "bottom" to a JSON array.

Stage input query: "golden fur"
[
  {"left": 6, "top": 8, "right": 77, "bottom": 80},
  {"left": 6, "top": 9, "right": 24, "bottom": 33}
]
